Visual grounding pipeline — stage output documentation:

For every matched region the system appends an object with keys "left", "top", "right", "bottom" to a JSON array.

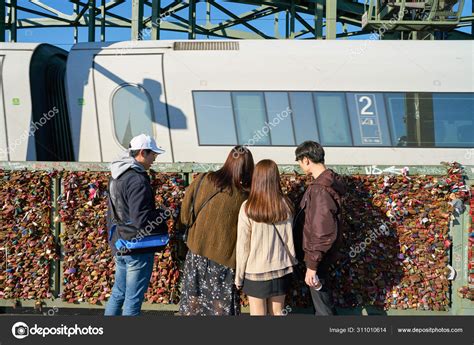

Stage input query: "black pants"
[{"left": 309, "top": 266, "right": 337, "bottom": 316}]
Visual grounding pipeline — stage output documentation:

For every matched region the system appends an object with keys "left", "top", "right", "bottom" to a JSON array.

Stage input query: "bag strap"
[
  {"left": 272, "top": 223, "right": 295, "bottom": 261},
  {"left": 188, "top": 173, "right": 220, "bottom": 227},
  {"left": 188, "top": 173, "right": 206, "bottom": 225},
  {"left": 195, "top": 190, "right": 220, "bottom": 219},
  {"left": 108, "top": 178, "right": 126, "bottom": 242},
  {"left": 108, "top": 169, "right": 141, "bottom": 226},
  {"left": 108, "top": 178, "right": 124, "bottom": 225}
]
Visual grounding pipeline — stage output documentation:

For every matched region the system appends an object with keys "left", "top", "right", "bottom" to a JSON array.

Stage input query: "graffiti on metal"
[{"left": 1, "top": 161, "right": 473, "bottom": 179}]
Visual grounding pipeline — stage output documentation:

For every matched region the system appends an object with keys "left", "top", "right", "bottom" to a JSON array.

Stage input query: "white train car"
[
  {"left": 0, "top": 43, "right": 72, "bottom": 162},
  {"left": 64, "top": 40, "right": 472, "bottom": 165}
]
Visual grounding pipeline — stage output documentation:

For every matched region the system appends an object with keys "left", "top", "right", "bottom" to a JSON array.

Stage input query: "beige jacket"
[{"left": 235, "top": 201, "right": 298, "bottom": 286}]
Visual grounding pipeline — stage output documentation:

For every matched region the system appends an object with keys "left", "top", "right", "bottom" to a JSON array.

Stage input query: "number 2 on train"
[{"left": 358, "top": 96, "right": 374, "bottom": 115}]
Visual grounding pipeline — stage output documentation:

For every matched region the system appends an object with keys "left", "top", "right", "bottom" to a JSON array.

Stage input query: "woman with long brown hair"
[
  {"left": 178, "top": 146, "right": 254, "bottom": 315},
  {"left": 235, "top": 159, "right": 297, "bottom": 316}
]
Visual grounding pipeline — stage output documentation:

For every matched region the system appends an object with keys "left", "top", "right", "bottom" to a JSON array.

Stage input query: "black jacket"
[{"left": 107, "top": 159, "right": 167, "bottom": 256}]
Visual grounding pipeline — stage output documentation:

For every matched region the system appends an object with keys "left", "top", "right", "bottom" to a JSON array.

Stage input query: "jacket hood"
[
  {"left": 110, "top": 155, "right": 145, "bottom": 179},
  {"left": 313, "top": 169, "right": 346, "bottom": 196}
]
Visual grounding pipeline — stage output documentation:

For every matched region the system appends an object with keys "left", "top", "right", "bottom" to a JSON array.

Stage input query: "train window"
[
  {"left": 346, "top": 93, "right": 392, "bottom": 146},
  {"left": 193, "top": 92, "right": 237, "bottom": 145},
  {"left": 0, "top": 56, "right": 6, "bottom": 160},
  {"left": 313, "top": 93, "right": 352, "bottom": 146},
  {"left": 264, "top": 92, "right": 295, "bottom": 145},
  {"left": 289, "top": 92, "right": 319, "bottom": 144},
  {"left": 384, "top": 93, "right": 408, "bottom": 147},
  {"left": 112, "top": 84, "right": 154, "bottom": 148},
  {"left": 385, "top": 92, "right": 474, "bottom": 148},
  {"left": 193, "top": 91, "right": 473, "bottom": 148},
  {"left": 433, "top": 93, "right": 474, "bottom": 148},
  {"left": 232, "top": 92, "right": 270, "bottom": 145}
]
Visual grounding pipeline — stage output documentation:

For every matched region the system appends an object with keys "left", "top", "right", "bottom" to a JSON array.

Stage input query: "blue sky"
[{"left": 11, "top": 0, "right": 473, "bottom": 50}]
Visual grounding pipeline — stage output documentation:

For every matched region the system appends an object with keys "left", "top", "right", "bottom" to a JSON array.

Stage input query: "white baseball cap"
[{"left": 129, "top": 134, "right": 165, "bottom": 154}]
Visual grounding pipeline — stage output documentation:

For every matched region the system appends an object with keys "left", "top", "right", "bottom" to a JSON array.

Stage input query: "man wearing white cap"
[{"left": 105, "top": 134, "right": 167, "bottom": 316}]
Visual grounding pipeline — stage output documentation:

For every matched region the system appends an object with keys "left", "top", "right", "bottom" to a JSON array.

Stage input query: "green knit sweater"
[{"left": 180, "top": 174, "right": 248, "bottom": 269}]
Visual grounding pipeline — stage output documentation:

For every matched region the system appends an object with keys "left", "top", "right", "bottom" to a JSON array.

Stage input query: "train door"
[
  {"left": 92, "top": 53, "right": 172, "bottom": 162},
  {"left": 0, "top": 56, "right": 7, "bottom": 161}
]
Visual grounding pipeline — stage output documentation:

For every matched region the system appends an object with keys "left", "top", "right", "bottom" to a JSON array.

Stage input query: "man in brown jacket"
[{"left": 294, "top": 141, "right": 346, "bottom": 315}]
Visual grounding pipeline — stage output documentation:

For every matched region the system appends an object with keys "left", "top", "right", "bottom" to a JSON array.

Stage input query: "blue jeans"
[{"left": 104, "top": 252, "right": 155, "bottom": 316}]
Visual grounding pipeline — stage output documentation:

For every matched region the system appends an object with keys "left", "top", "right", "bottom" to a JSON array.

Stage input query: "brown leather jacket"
[{"left": 294, "top": 169, "right": 346, "bottom": 271}]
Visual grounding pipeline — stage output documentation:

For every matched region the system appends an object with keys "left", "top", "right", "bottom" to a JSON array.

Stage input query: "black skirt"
[{"left": 242, "top": 274, "right": 292, "bottom": 299}]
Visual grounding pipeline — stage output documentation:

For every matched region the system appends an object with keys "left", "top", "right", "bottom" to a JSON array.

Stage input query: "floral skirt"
[{"left": 179, "top": 251, "right": 240, "bottom": 316}]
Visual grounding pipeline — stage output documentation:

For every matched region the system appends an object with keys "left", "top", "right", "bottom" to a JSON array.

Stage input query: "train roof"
[
  {"left": 70, "top": 39, "right": 474, "bottom": 51},
  {"left": 0, "top": 43, "right": 67, "bottom": 57},
  {"left": 69, "top": 39, "right": 473, "bottom": 93},
  {"left": 0, "top": 42, "right": 51, "bottom": 51}
]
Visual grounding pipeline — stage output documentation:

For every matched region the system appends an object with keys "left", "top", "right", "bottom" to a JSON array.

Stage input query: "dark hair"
[
  {"left": 245, "top": 159, "right": 293, "bottom": 223},
  {"left": 208, "top": 145, "right": 254, "bottom": 193},
  {"left": 129, "top": 147, "right": 152, "bottom": 158},
  {"left": 295, "top": 141, "right": 325, "bottom": 164}
]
